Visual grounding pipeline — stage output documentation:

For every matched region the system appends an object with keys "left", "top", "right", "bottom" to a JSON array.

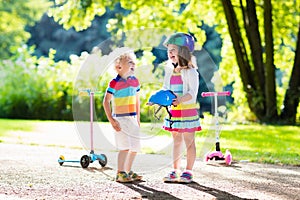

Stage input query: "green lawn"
[
  {"left": 1, "top": 119, "right": 299, "bottom": 166},
  {"left": 139, "top": 122, "right": 300, "bottom": 166},
  {"left": 218, "top": 124, "right": 300, "bottom": 165},
  {"left": 0, "top": 119, "right": 35, "bottom": 136}
]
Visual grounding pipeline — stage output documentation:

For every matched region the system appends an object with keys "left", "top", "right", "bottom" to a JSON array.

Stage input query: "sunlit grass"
[
  {"left": 141, "top": 122, "right": 300, "bottom": 165},
  {"left": 216, "top": 125, "right": 300, "bottom": 165},
  {"left": 0, "top": 119, "right": 35, "bottom": 137}
]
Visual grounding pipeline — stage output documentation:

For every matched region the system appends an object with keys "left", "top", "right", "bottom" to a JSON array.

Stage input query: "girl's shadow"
[{"left": 186, "top": 181, "right": 257, "bottom": 200}]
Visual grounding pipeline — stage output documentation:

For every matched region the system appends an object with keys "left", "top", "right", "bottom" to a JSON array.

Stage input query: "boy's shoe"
[
  {"left": 128, "top": 171, "right": 143, "bottom": 181},
  {"left": 163, "top": 171, "right": 179, "bottom": 182},
  {"left": 179, "top": 171, "right": 193, "bottom": 183},
  {"left": 116, "top": 171, "right": 133, "bottom": 183}
]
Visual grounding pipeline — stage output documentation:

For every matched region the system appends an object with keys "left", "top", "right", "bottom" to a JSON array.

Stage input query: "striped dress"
[
  {"left": 106, "top": 75, "right": 140, "bottom": 117},
  {"left": 163, "top": 71, "right": 201, "bottom": 133}
]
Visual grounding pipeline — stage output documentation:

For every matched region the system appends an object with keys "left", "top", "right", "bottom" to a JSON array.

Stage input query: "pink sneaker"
[{"left": 179, "top": 171, "right": 193, "bottom": 183}]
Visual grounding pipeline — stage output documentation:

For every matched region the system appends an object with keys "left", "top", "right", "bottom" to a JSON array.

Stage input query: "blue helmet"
[
  {"left": 147, "top": 90, "right": 177, "bottom": 128},
  {"left": 148, "top": 90, "right": 176, "bottom": 107},
  {"left": 163, "top": 32, "right": 195, "bottom": 52}
]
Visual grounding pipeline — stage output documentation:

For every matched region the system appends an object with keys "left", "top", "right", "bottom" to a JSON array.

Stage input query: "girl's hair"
[{"left": 178, "top": 46, "right": 193, "bottom": 68}]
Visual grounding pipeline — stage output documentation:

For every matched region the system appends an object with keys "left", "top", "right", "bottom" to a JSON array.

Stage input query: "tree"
[
  {"left": 49, "top": 0, "right": 300, "bottom": 124},
  {"left": 0, "top": 0, "right": 50, "bottom": 59},
  {"left": 220, "top": 0, "right": 300, "bottom": 124}
]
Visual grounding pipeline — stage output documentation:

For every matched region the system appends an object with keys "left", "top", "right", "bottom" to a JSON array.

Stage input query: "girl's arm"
[{"left": 186, "top": 68, "right": 199, "bottom": 101}]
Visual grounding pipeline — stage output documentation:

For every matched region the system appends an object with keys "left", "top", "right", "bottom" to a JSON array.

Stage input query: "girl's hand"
[
  {"left": 172, "top": 97, "right": 182, "bottom": 106},
  {"left": 111, "top": 119, "right": 121, "bottom": 131}
]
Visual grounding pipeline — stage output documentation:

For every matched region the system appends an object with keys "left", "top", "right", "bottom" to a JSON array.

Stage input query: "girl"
[{"left": 162, "top": 33, "right": 201, "bottom": 183}]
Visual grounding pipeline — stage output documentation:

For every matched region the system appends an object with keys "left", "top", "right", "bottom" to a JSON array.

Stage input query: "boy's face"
[
  {"left": 167, "top": 44, "right": 179, "bottom": 64},
  {"left": 117, "top": 56, "right": 136, "bottom": 78}
]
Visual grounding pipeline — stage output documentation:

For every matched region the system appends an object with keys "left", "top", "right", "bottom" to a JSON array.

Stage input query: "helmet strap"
[{"left": 172, "top": 62, "right": 178, "bottom": 68}]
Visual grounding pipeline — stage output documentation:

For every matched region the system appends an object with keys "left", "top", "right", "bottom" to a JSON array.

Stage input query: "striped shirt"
[
  {"left": 107, "top": 75, "right": 140, "bottom": 117},
  {"left": 170, "top": 72, "right": 183, "bottom": 96}
]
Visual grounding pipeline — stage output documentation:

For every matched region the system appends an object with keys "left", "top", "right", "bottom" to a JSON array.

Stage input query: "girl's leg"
[
  {"left": 118, "top": 149, "right": 129, "bottom": 172},
  {"left": 183, "top": 132, "right": 196, "bottom": 170},
  {"left": 124, "top": 151, "right": 137, "bottom": 172},
  {"left": 172, "top": 131, "right": 183, "bottom": 170}
]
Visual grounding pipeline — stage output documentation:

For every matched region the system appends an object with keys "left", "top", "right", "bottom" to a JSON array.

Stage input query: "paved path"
[{"left": 0, "top": 122, "right": 299, "bottom": 200}]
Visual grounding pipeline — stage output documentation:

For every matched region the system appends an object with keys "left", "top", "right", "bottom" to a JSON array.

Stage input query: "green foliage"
[
  {"left": 48, "top": 0, "right": 114, "bottom": 31},
  {"left": 0, "top": 46, "right": 78, "bottom": 120},
  {"left": 0, "top": 0, "right": 51, "bottom": 59}
]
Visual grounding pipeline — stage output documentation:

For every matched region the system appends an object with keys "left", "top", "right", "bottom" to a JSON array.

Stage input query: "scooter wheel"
[
  {"left": 99, "top": 154, "right": 107, "bottom": 167},
  {"left": 58, "top": 155, "right": 65, "bottom": 166},
  {"left": 204, "top": 154, "right": 209, "bottom": 162},
  {"left": 80, "top": 155, "right": 90, "bottom": 168},
  {"left": 225, "top": 150, "right": 232, "bottom": 165}
]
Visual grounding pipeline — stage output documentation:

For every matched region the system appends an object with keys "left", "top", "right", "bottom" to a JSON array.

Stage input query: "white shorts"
[{"left": 114, "top": 116, "right": 141, "bottom": 152}]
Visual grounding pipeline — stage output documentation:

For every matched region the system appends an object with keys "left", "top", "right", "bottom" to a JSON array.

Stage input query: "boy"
[{"left": 103, "top": 51, "right": 142, "bottom": 183}]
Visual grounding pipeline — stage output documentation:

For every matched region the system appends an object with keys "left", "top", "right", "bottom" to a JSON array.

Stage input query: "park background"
[{"left": 0, "top": 0, "right": 299, "bottom": 165}]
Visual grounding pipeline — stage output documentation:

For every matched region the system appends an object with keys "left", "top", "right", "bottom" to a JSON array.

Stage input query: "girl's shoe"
[
  {"left": 128, "top": 171, "right": 143, "bottom": 181},
  {"left": 179, "top": 171, "right": 193, "bottom": 183},
  {"left": 116, "top": 171, "right": 133, "bottom": 183},
  {"left": 163, "top": 171, "right": 179, "bottom": 182}
]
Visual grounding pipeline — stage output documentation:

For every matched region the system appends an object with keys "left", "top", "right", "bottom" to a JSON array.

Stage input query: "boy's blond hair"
[{"left": 114, "top": 52, "right": 136, "bottom": 70}]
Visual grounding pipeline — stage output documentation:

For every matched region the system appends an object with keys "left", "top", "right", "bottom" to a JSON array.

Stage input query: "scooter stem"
[{"left": 90, "top": 92, "right": 94, "bottom": 152}]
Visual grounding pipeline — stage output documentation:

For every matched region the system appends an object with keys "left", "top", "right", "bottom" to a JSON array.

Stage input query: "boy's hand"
[{"left": 111, "top": 119, "right": 121, "bottom": 131}]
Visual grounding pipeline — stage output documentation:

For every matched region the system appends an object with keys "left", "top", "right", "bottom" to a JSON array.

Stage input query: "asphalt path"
[{"left": 0, "top": 122, "right": 299, "bottom": 200}]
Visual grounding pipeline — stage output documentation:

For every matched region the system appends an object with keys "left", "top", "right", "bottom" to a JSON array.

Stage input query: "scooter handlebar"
[{"left": 201, "top": 91, "right": 231, "bottom": 97}]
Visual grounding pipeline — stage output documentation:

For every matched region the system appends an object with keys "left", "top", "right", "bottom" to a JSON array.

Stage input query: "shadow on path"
[
  {"left": 122, "top": 182, "right": 182, "bottom": 200},
  {"left": 186, "top": 181, "right": 258, "bottom": 200},
  {"left": 121, "top": 181, "right": 258, "bottom": 200}
]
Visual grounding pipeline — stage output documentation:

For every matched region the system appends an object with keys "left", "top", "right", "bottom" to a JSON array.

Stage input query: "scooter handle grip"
[{"left": 201, "top": 91, "right": 231, "bottom": 97}]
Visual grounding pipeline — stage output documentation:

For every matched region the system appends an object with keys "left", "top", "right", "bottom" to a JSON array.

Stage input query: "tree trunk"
[
  {"left": 242, "top": 0, "right": 265, "bottom": 96},
  {"left": 281, "top": 23, "right": 300, "bottom": 124},
  {"left": 222, "top": 0, "right": 266, "bottom": 121},
  {"left": 264, "top": 0, "right": 278, "bottom": 121}
]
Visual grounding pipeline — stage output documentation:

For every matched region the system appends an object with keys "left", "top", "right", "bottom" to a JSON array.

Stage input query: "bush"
[{"left": 0, "top": 46, "right": 77, "bottom": 120}]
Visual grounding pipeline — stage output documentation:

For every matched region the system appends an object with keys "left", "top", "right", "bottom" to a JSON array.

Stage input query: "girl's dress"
[{"left": 163, "top": 71, "right": 201, "bottom": 133}]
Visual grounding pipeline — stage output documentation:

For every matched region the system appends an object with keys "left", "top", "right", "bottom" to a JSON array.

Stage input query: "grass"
[
  {"left": 141, "top": 122, "right": 300, "bottom": 166},
  {"left": 219, "top": 124, "right": 300, "bottom": 165},
  {"left": 0, "top": 119, "right": 35, "bottom": 136},
  {"left": 1, "top": 119, "right": 299, "bottom": 166}
]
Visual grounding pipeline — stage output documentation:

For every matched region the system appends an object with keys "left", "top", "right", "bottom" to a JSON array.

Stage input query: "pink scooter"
[{"left": 201, "top": 91, "right": 232, "bottom": 165}]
